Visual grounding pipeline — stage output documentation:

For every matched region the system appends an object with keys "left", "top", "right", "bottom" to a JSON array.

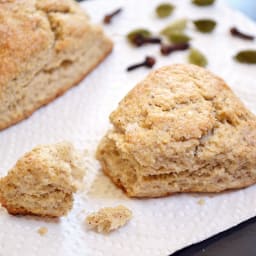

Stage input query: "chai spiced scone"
[
  {"left": 0, "top": 0, "right": 113, "bottom": 130},
  {"left": 0, "top": 142, "right": 86, "bottom": 217},
  {"left": 97, "top": 64, "right": 256, "bottom": 197}
]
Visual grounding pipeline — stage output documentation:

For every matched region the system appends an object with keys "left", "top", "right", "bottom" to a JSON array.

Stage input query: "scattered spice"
[
  {"left": 127, "top": 29, "right": 152, "bottom": 44},
  {"left": 234, "top": 50, "right": 256, "bottom": 64},
  {"left": 197, "top": 199, "right": 205, "bottom": 205},
  {"left": 37, "top": 227, "right": 48, "bottom": 236},
  {"left": 103, "top": 8, "right": 122, "bottom": 24},
  {"left": 156, "top": 3, "right": 175, "bottom": 18},
  {"left": 131, "top": 34, "right": 162, "bottom": 47},
  {"left": 188, "top": 48, "right": 208, "bottom": 67},
  {"left": 192, "top": 0, "right": 215, "bottom": 6},
  {"left": 193, "top": 19, "right": 217, "bottom": 33},
  {"left": 125, "top": 1, "right": 248, "bottom": 71},
  {"left": 230, "top": 27, "right": 255, "bottom": 41},
  {"left": 161, "top": 18, "right": 187, "bottom": 37},
  {"left": 127, "top": 56, "right": 156, "bottom": 71},
  {"left": 161, "top": 43, "right": 190, "bottom": 56},
  {"left": 168, "top": 32, "right": 191, "bottom": 44}
]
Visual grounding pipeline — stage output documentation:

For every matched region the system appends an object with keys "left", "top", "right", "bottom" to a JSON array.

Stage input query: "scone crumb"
[
  {"left": 37, "top": 227, "right": 48, "bottom": 236},
  {"left": 86, "top": 205, "right": 132, "bottom": 233},
  {"left": 197, "top": 199, "right": 205, "bottom": 205}
]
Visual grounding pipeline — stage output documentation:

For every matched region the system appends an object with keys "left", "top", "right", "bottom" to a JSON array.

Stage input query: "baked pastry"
[
  {"left": 86, "top": 205, "right": 132, "bottom": 233},
  {"left": 0, "top": 142, "right": 86, "bottom": 217},
  {"left": 97, "top": 64, "right": 256, "bottom": 197},
  {"left": 0, "top": 0, "right": 113, "bottom": 130}
]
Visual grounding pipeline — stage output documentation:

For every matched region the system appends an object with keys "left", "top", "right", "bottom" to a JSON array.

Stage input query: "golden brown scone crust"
[
  {"left": 0, "top": 0, "right": 113, "bottom": 130},
  {"left": 0, "top": 0, "right": 54, "bottom": 89},
  {"left": 97, "top": 64, "right": 256, "bottom": 197},
  {"left": 0, "top": 142, "right": 86, "bottom": 217}
]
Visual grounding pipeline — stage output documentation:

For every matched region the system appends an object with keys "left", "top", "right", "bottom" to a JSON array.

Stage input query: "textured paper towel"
[{"left": 0, "top": 0, "right": 256, "bottom": 255}]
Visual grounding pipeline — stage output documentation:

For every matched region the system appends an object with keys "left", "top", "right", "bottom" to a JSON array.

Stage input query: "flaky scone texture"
[
  {"left": 0, "top": 142, "right": 86, "bottom": 217},
  {"left": 97, "top": 64, "right": 256, "bottom": 198},
  {"left": 0, "top": 0, "right": 113, "bottom": 130}
]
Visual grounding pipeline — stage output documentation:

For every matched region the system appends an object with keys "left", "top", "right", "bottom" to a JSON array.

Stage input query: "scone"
[
  {"left": 97, "top": 64, "right": 256, "bottom": 197},
  {"left": 86, "top": 205, "right": 132, "bottom": 233},
  {"left": 0, "top": 142, "right": 86, "bottom": 217},
  {"left": 0, "top": 0, "right": 113, "bottom": 130}
]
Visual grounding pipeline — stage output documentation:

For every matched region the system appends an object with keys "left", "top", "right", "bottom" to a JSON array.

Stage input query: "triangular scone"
[
  {"left": 97, "top": 64, "right": 256, "bottom": 198},
  {"left": 0, "top": 0, "right": 113, "bottom": 130},
  {"left": 0, "top": 142, "right": 86, "bottom": 217}
]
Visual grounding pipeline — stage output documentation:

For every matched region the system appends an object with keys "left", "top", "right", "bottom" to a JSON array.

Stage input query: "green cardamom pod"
[
  {"left": 161, "top": 18, "right": 187, "bottom": 37},
  {"left": 127, "top": 29, "right": 152, "bottom": 43},
  {"left": 192, "top": 0, "right": 215, "bottom": 6},
  {"left": 234, "top": 50, "right": 256, "bottom": 64},
  {"left": 168, "top": 32, "right": 191, "bottom": 44},
  {"left": 156, "top": 3, "right": 175, "bottom": 18},
  {"left": 188, "top": 48, "right": 208, "bottom": 67},
  {"left": 193, "top": 19, "right": 217, "bottom": 33}
]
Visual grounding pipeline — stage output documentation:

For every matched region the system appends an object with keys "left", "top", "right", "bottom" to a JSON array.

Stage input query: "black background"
[{"left": 171, "top": 217, "right": 256, "bottom": 256}]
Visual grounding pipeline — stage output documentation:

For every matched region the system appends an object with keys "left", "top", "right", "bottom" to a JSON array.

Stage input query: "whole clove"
[
  {"left": 230, "top": 27, "right": 254, "bottom": 41},
  {"left": 132, "top": 34, "right": 162, "bottom": 47},
  {"left": 127, "top": 56, "right": 156, "bottom": 71},
  {"left": 160, "top": 43, "right": 190, "bottom": 56},
  {"left": 103, "top": 8, "right": 122, "bottom": 24}
]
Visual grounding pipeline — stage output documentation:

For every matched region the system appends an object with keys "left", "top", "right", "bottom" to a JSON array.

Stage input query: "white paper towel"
[{"left": 0, "top": 0, "right": 256, "bottom": 255}]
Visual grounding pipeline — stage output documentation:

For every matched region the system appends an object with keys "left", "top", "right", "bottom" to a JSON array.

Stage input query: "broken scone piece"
[
  {"left": 86, "top": 205, "right": 132, "bottom": 233},
  {"left": 97, "top": 64, "right": 256, "bottom": 197},
  {"left": 0, "top": 142, "right": 86, "bottom": 217}
]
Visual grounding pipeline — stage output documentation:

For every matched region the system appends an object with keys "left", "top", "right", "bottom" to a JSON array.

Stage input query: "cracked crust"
[
  {"left": 0, "top": 0, "right": 113, "bottom": 130},
  {"left": 97, "top": 64, "right": 256, "bottom": 197}
]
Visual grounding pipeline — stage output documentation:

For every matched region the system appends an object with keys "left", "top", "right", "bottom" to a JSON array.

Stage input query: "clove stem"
[
  {"left": 161, "top": 43, "right": 190, "bottom": 56},
  {"left": 103, "top": 8, "right": 122, "bottom": 24},
  {"left": 133, "top": 35, "right": 162, "bottom": 47},
  {"left": 230, "top": 27, "right": 254, "bottom": 41},
  {"left": 127, "top": 56, "right": 156, "bottom": 71}
]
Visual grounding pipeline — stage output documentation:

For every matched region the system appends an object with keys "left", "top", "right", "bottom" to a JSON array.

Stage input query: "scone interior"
[
  {"left": 0, "top": 0, "right": 113, "bottom": 130},
  {"left": 0, "top": 142, "right": 86, "bottom": 217},
  {"left": 97, "top": 64, "right": 256, "bottom": 197}
]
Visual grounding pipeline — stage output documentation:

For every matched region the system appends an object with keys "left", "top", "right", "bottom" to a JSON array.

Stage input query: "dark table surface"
[{"left": 171, "top": 217, "right": 256, "bottom": 256}]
